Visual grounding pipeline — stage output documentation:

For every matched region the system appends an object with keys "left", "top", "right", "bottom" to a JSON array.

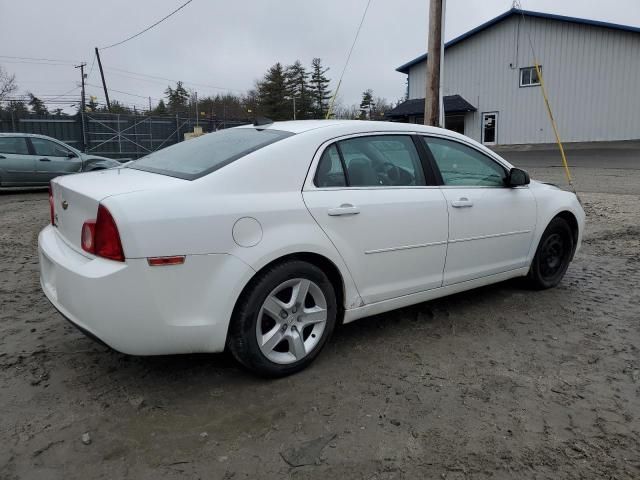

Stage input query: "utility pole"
[
  {"left": 94, "top": 47, "right": 111, "bottom": 111},
  {"left": 75, "top": 62, "right": 87, "bottom": 152},
  {"left": 148, "top": 96, "right": 152, "bottom": 112},
  {"left": 424, "top": 0, "right": 444, "bottom": 126},
  {"left": 74, "top": 62, "right": 87, "bottom": 113},
  {"left": 194, "top": 91, "right": 198, "bottom": 127}
]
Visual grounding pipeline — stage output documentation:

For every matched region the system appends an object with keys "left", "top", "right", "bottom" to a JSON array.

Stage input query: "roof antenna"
[{"left": 253, "top": 117, "right": 274, "bottom": 127}]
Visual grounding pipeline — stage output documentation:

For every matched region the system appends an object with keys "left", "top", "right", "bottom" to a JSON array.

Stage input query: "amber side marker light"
[{"left": 147, "top": 256, "right": 186, "bottom": 266}]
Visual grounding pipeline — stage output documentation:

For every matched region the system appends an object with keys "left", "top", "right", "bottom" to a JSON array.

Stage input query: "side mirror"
[
  {"left": 67, "top": 152, "right": 77, "bottom": 158},
  {"left": 507, "top": 167, "right": 530, "bottom": 187}
]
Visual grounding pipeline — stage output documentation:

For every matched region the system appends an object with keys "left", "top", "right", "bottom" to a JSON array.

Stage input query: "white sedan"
[{"left": 39, "top": 120, "right": 585, "bottom": 376}]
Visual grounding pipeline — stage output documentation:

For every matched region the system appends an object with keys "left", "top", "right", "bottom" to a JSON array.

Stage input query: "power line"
[
  {"left": 0, "top": 54, "right": 77, "bottom": 64},
  {"left": 0, "top": 59, "right": 76, "bottom": 67},
  {"left": 99, "top": 0, "right": 194, "bottom": 50},
  {"left": 85, "top": 82, "right": 161, "bottom": 101},
  {"left": 105, "top": 66, "right": 244, "bottom": 93},
  {"left": 326, "top": 0, "right": 372, "bottom": 118}
]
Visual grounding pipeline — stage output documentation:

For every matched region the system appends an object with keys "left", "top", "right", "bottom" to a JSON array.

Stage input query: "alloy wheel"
[{"left": 255, "top": 278, "right": 328, "bottom": 364}]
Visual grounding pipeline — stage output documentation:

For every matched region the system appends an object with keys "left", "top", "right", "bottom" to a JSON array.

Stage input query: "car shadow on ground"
[{"left": 62, "top": 277, "right": 529, "bottom": 388}]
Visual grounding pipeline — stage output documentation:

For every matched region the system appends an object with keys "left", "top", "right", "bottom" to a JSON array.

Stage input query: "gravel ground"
[{"left": 1, "top": 159, "right": 639, "bottom": 479}]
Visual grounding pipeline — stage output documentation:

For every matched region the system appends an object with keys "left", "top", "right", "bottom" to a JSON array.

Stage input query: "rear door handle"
[
  {"left": 451, "top": 197, "right": 473, "bottom": 208},
  {"left": 39, "top": 158, "right": 51, "bottom": 162},
  {"left": 327, "top": 203, "right": 360, "bottom": 216}
]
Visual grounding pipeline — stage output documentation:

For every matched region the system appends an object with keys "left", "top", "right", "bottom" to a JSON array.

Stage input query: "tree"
[
  {"left": 359, "top": 89, "right": 374, "bottom": 119},
  {"left": 153, "top": 99, "right": 168, "bottom": 115},
  {"left": 52, "top": 108, "right": 66, "bottom": 116},
  {"left": 87, "top": 96, "right": 99, "bottom": 112},
  {"left": 309, "top": 58, "right": 331, "bottom": 118},
  {"left": 372, "top": 96, "right": 393, "bottom": 120},
  {"left": 106, "top": 100, "right": 132, "bottom": 114},
  {"left": 28, "top": 93, "right": 48, "bottom": 115},
  {"left": 285, "top": 60, "right": 312, "bottom": 120},
  {"left": 164, "top": 81, "right": 190, "bottom": 113},
  {"left": 6, "top": 100, "right": 28, "bottom": 116},
  {"left": 256, "top": 63, "right": 289, "bottom": 120},
  {"left": 0, "top": 65, "right": 17, "bottom": 104}
]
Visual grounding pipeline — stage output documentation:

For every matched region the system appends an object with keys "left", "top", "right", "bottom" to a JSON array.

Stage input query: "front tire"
[
  {"left": 527, "top": 217, "right": 574, "bottom": 289},
  {"left": 227, "top": 260, "right": 338, "bottom": 377}
]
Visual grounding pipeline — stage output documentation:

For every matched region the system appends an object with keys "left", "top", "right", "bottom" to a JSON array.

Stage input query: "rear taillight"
[
  {"left": 81, "top": 205, "right": 125, "bottom": 262},
  {"left": 49, "top": 183, "right": 55, "bottom": 225}
]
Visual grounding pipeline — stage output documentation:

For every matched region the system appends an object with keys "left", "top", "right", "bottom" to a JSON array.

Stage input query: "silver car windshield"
[{"left": 129, "top": 128, "right": 293, "bottom": 180}]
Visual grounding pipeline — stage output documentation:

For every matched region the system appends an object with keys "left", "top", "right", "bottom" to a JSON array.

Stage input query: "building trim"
[{"left": 396, "top": 8, "right": 640, "bottom": 73}]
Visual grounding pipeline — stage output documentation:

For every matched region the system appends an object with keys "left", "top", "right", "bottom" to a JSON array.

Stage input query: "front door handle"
[
  {"left": 327, "top": 203, "right": 360, "bottom": 216},
  {"left": 39, "top": 158, "right": 51, "bottom": 162},
  {"left": 451, "top": 197, "right": 473, "bottom": 208}
]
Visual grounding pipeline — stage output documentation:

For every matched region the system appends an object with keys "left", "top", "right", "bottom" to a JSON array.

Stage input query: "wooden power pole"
[
  {"left": 424, "top": 0, "right": 443, "bottom": 126},
  {"left": 94, "top": 47, "right": 111, "bottom": 111},
  {"left": 74, "top": 62, "right": 87, "bottom": 113}
]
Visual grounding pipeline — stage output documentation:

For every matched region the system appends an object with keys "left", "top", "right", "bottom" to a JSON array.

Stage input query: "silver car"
[{"left": 0, "top": 133, "right": 121, "bottom": 187}]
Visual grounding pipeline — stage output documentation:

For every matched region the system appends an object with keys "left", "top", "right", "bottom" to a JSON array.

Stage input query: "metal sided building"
[{"left": 386, "top": 8, "right": 640, "bottom": 145}]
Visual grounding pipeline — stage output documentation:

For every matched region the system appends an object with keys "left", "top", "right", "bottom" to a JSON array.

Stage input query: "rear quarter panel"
[{"left": 104, "top": 134, "right": 363, "bottom": 310}]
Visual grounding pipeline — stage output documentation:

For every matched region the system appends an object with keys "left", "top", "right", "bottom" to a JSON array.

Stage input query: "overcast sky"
[{"left": 1, "top": 0, "right": 639, "bottom": 112}]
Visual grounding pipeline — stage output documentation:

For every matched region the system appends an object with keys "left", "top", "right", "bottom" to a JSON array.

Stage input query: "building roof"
[
  {"left": 385, "top": 95, "right": 476, "bottom": 118},
  {"left": 396, "top": 8, "right": 640, "bottom": 74}
]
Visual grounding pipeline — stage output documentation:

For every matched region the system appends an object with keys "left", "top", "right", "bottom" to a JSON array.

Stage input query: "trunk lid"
[{"left": 51, "top": 168, "right": 185, "bottom": 254}]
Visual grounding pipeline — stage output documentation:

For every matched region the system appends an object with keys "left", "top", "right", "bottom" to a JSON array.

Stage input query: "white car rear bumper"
[{"left": 38, "top": 225, "right": 255, "bottom": 355}]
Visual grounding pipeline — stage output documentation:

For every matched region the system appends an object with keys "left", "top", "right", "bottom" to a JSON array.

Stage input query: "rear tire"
[
  {"left": 227, "top": 260, "right": 338, "bottom": 377},
  {"left": 527, "top": 217, "right": 574, "bottom": 289}
]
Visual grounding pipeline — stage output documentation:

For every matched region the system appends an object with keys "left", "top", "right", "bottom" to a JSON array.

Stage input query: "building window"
[{"left": 520, "top": 66, "right": 541, "bottom": 87}]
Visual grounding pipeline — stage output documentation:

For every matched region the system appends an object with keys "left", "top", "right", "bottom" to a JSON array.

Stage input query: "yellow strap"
[
  {"left": 325, "top": 79, "right": 342, "bottom": 120},
  {"left": 534, "top": 61, "right": 574, "bottom": 186}
]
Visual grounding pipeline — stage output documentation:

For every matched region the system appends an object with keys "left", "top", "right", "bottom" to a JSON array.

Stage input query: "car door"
[
  {"left": 421, "top": 136, "right": 536, "bottom": 286},
  {"left": 29, "top": 137, "right": 82, "bottom": 183},
  {"left": 0, "top": 136, "right": 36, "bottom": 186},
  {"left": 303, "top": 134, "right": 448, "bottom": 305}
]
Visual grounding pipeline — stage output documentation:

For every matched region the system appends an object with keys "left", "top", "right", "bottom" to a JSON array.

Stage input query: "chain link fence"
[{"left": 0, "top": 112, "right": 249, "bottom": 160}]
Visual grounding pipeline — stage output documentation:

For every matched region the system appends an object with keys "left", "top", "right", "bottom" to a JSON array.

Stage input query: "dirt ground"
[{"left": 1, "top": 156, "right": 639, "bottom": 479}]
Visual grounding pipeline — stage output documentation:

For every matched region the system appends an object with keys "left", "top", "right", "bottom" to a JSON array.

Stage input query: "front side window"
[
  {"left": 31, "top": 138, "right": 72, "bottom": 157},
  {"left": 130, "top": 128, "right": 293, "bottom": 180},
  {"left": 0, "top": 137, "right": 29, "bottom": 155},
  {"left": 423, "top": 137, "right": 506, "bottom": 187},
  {"left": 321, "top": 135, "right": 425, "bottom": 188},
  {"left": 520, "top": 66, "right": 541, "bottom": 87}
]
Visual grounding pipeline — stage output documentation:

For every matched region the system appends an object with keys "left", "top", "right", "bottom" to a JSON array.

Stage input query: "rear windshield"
[{"left": 129, "top": 128, "right": 293, "bottom": 180}]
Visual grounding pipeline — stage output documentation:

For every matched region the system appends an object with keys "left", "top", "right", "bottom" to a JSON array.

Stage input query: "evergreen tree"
[
  {"left": 164, "top": 81, "right": 190, "bottom": 113},
  {"left": 309, "top": 58, "right": 331, "bottom": 118},
  {"left": 359, "top": 89, "right": 374, "bottom": 119},
  {"left": 106, "top": 100, "right": 132, "bottom": 114},
  {"left": 285, "top": 60, "right": 312, "bottom": 120},
  {"left": 256, "top": 63, "right": 289, "bottom": 120},
  {"left": 28, "top": 93, "right": 48, "bottom": 115},
  {"left": 153, "top": 99, "right": 168, "bottom": 115}
]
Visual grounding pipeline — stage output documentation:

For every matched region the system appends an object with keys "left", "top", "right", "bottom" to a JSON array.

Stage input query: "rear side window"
[
  {"left": 423, "top": 137, "right": 506, "bottom": 187},
  {"left": 130, "top": 128, "right": 294, "bottom": 180},
  {"left": 31, "top": 138, "right": 72, "bottom": 157},
  {"left": 315, "top": 135, "right": 425, "bottom": 188},
  {"left": 315, "top": 145, "right": 346, "bottom": 187},
  {"left": 0, "top": 137, "right": 29, "bottom": 155}
]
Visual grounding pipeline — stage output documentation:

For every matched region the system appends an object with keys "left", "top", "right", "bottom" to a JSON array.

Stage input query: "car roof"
[
  {"left": 0, "top": 132, "right": 60, "bottom": 140},
  {"left": 236, "top": 119, "right": 453, "bottom": 135}
]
